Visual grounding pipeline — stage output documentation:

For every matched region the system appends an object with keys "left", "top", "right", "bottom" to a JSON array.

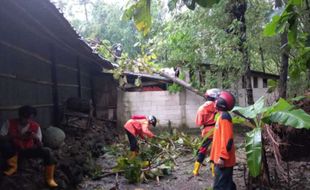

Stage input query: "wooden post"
[
  {"left": 50, "top": 44, "right": 59, "bottom": 126},
  {"left": 76, "top": 56, "right": 82, "bottom": 98},
  {"left": 90, "top": 66, "right": 97, "bottom": 117}
]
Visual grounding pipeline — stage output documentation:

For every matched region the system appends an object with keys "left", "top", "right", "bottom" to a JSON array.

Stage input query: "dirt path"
[
  {"left": 78, "top": 128, "right": 248, "bottom": 190},
  {"left": 77, "top": 124, "right": 310, "bottom": 190}
]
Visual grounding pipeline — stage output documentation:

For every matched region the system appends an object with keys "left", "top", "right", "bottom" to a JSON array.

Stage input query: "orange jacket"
[
  {"left": 124, "top": 118, "right": 155, "bottom": 139},
  {"left": 210, "top": 111, "right": 236, "bottom": 167},
  {"left": 195, "top": 101, "right": 216, "bottom": 137}
]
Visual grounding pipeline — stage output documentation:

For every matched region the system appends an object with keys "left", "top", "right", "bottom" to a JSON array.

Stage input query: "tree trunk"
[
  {"left": 278, "top": 32, "right": 289, "bottom": 98},
  {"left": 159, "top": 71, "right": 205, "bottom": 97},
  {"left": 259, "top": 46, "right": 266, "bottom": 73},
  {"left": 276, "top": 0, "right": 289, "bottom": 98},
  {"left": 83, "top": 2, "right": 89, "bottom": 23},
  {"left": 230, "top": 0, "right": 254, "bottom": 105}
]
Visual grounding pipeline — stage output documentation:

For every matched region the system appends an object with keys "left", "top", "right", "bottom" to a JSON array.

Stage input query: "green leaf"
[
  {"left": 263, "top": 15, "right": 281, "bottom": 36},
  {"left": 122, "top": 1, "right": 137, "bottom": 21},
  {"left": 195, "top": 0, "right": 220, "bottom": 8},
  {"left": 232, "top": 117, "right": 256, "bottom": 128},
  {"left": 122, "top": 0, "right": 152, "bottom": 36},
  {"left": 135, "top": 77, "right": 142, "bottom": 87},
  {"left": 267, "top": 79, "right": 278, "bottom": 93},
  {"left": 290, "top": 96, "right": 306, "bottom": 102},
  {"left": 245, "top": 127, "right": 262, "bottom": 177},
  {"left": 232, "top": 97, "right": 265, "bottom": 119},
  {"left": 290, "top": 0, "right": 303, "bottom": 6},
  {"left": 267, "top": 109, "right": 310, "bottom": 129},
  {"left": 264, "top": 98, "right": 294, "bottom": 116}
]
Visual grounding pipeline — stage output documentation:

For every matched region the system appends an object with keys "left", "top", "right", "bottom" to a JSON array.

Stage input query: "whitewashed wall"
[
  {"left": 117, "top": 76, "right": 275, "bottom": 128},
  {"left": 117, "top": 89, "right": 205, "bottom": 128}
]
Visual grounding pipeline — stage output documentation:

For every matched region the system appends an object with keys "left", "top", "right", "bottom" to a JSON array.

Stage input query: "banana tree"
[{"left": 232, "top": 96, "right": 310, "bottom": 186}]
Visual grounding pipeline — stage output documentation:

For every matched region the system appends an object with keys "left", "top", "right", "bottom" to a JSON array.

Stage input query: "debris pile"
[
  {"left": 101, "top": 130, "right": 202, "bottom": 184},
  {"left": 0, "top": 120, "right": 117, "bottom": 190}
]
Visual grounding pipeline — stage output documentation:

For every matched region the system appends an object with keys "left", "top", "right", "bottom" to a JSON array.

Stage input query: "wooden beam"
[
  {"left": 0, "top": 73, "right": 53, "bottom": 86},
  {"left": 0, "top": 104, "right": 53, "bottom": 111},
  {"left": 57, "top": 83, "right": 79, "bottom": 88},
  {"left": 0, "top": 40, "right": 51, "bottom": 64},
  {"left": 0, "top": 41, "right": 88, "bottom": 75},
  {"left": 50, "top": 44, "right": 60, "bottom": 126},
  {"left": 57, "top": 64, "right": 78, "bottom": 72},
  {"left": 76, "top": 56, "right": 82, "bottom": 98}
]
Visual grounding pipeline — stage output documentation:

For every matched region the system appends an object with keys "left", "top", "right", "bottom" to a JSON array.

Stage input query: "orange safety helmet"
[{"left": 216, "top": 91, "right": 235, "bottom": 111}]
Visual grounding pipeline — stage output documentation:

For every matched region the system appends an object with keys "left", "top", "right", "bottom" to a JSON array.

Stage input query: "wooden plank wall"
[
  {"left": 0, "top": 5, "right": 104, "bottom": 127},
  {"left": 93, "top": 74, "right": 118, "bottom": 126}
]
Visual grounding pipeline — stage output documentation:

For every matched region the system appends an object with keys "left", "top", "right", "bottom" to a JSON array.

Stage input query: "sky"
[{"left": 51, "top": 0, "right": 127, "bottom": 21}]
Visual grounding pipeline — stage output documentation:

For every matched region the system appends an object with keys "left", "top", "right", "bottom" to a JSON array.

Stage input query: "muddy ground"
[{"left": 77, "top": 126, "right": 310, "bottom": 190}]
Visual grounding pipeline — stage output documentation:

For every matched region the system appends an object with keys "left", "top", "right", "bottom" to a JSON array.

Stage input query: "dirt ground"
[
  {"left": 77, "top": 125, "right": 310, "bottom": 190},
  {"left": 77, "top": 127, "right": 247, "bottom": 190}
]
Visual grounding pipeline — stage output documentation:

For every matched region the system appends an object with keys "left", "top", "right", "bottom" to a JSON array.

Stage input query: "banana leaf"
[
  {"left": 233, "top": 96, "right": 266, "bottom": 119},
  {"left": 245, "top": 127, "right": 262, "bottom": 177},
  {"left": 264, "top": 109, "right": 310, "bottom": 129}
]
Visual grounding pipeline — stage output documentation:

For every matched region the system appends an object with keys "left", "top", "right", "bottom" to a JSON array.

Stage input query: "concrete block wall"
[
  {"left": 117, "top": 80, "right": 276, "bottom": 129},
  {"left": 117, "top": 89, "right": 204, "bottom": 129}
]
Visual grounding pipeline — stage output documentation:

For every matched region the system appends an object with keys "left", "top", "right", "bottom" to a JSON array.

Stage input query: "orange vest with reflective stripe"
[
  {"left": 124, "top": 118, "right": 154, "bottom": 138},
  {"left": 8, "top": 119, "right": 39, "bottom": 149},
  {"left": 210, "top": 111, "right": 236, "bottom": 167},
  {"left": 195, "top": 101, "right": 216, "bottom": 137}
]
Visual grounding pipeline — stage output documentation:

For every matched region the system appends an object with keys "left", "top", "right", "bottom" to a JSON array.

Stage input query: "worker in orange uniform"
[
  {"left": 192, "top": 88, "right": 221, "bottom": 176},
  {"left": 0, "top": 105, "right": 58, "bottom": 188},
  {"left": 210, "top": 91, "right": 236, "bottom": 190},
  {"left": 124, "top": 115, "right": 157, "bottom": 159}
]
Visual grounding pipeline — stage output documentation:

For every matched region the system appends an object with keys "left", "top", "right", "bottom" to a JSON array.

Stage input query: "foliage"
[
  {"left": 245, "top": 127, "right": 262, "bottom": 177},
  {"left": 264, "top": 0, "right": 310, "bottom": 81},
  {"left": 167, "top": 71, "right": 185, "bottom": 93},
  {"left": 123, "top": 0, "right": 221, "bottom": 36},
  {"left": 123, "top": 0, "right": 152, "bottom": 36},
  {"left": 111, "top": 130, "right": 202, "bottom": 183},
  {"left": 233, "top": 96, "right": 310, "bottom": 177},
  {"left": 113, "top": 156, "right": 143, "bottom": 183}
]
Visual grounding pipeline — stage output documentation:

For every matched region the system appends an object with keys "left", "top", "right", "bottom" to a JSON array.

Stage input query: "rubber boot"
[
  {"left": 45, "top": 165, "right": 58, "bottom": 188},
  {"left": 210, "top": 162, "right": 215, "bottom": 177},
  {"left": 192, "top": 161, "right": 201, "bottom": 176},
  {"left": 4, "top": 155, "right": 18, "bottom": 176},
  {"left": 129, "top": 151, "right": 138, "bottom": 159}
]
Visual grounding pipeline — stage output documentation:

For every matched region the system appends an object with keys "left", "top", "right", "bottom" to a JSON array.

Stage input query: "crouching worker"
[
  {"left": 193, "top": 88, "right": 221, "bottom": 176},
  {"left": 124, "top": 115, "right": 157, "bottom": 159},
  {"left": 0, "top": 105, "right": 58, "bottom": 188},
  {"left": 210, "top": 91, "right": 236, "bottom": 190}
]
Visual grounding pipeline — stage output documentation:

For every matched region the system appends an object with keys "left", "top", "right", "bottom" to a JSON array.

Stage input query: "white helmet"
[{"left": 204, "top": 88, "right": 221, "bottom": 100}]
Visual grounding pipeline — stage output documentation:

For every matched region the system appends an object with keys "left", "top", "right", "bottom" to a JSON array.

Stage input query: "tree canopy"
[{"left": 52, "top": 0, "right": 310, "bottom": 97}]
